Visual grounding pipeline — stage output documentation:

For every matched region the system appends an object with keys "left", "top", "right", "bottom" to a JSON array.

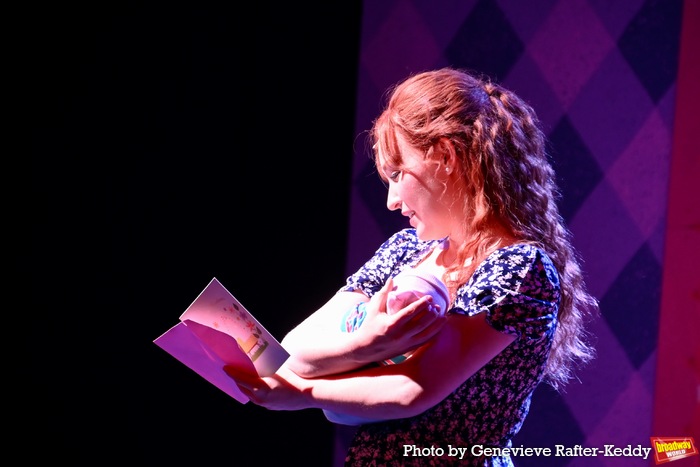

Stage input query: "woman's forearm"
[
  {"left": 282, "top": 328, "right": 372, "bottom": 377},
  {"left": 280, "top": 291, "right": 372, "bottom": 377},
  {"left": 279, "top": 362, "right": 430, "bottom": 421}
]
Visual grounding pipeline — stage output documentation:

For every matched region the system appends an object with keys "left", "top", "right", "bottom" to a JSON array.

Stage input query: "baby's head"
[{"left": 387, "top": 270, "right": 450, "bottom": 315}]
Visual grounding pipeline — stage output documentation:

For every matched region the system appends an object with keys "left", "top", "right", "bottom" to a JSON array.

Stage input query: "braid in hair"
[{"left": 478, "top": 80, "right": 598, "bottom": 389}]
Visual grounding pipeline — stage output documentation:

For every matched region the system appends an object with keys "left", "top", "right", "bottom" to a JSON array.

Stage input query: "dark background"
[{"left": 32, "top": 4, "right": 362, "bottom": 464}]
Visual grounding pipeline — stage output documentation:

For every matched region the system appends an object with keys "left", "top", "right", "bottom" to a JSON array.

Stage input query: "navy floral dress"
[{"left": 341, "top": 229, "right": 560, "bottom": 466}]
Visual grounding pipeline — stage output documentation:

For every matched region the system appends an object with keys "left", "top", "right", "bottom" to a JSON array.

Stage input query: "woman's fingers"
[
  {"left": 223, "top": 365, "right": 266, "bottom": 402},
  {"left": 370, "top": 277, "right": 394, "bottom": 312},
  {"left": 393, "top": 295, "right": 434, "bottom": 322},
  {"left": 393, "top": 295, "right": 446, "bottom": 339},
  {"left": 223, "top": 365, "right": 258, "bottom": 383}
]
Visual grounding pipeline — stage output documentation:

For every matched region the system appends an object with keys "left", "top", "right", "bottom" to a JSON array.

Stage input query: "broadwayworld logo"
[{"left": 650, "top": 437, "right": 698, "bottom": 464}]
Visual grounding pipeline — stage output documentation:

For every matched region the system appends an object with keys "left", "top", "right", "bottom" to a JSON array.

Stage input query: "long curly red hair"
[{"left": 371, "top": 67, "right": 599, "bottom": 389}]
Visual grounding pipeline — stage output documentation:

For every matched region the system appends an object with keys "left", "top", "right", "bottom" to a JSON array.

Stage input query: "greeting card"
[{"left": 154, "top": 277, "right": 289, "bottom": 403}]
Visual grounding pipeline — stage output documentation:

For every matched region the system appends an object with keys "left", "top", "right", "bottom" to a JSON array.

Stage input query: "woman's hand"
[
  {"left": 352, "top": 279, "right": 448, "bottom": 363},
  {"left": 223, "top": 364, "right": 311, "bottom": 411}
]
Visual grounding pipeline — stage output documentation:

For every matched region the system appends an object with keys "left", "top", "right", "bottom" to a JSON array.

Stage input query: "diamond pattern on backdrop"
[
  {"left": 606, "top": 108, "right": 673, "bottom": 238},
  {"left": 600, "top": 243, "right": 663, "bottom": 369},
  {"left": 617, "top": 0, "right": 685, "bottom": 104},
  {"left": 548, "top": 117, "right": 604, "bottom": 222},
  {"left": 339, "top": 0, "right": 684, "bottom": 465},
  {"left": 527, "top": 0, "right": 616, "bottom": 110},
  {"left": 445, "top": 0, "right": 524, "bottom": 82}
]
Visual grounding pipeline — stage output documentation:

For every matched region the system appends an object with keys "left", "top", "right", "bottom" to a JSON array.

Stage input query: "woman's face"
[{"left": 380, "top": 134, "right": 456, "bottom": 241}]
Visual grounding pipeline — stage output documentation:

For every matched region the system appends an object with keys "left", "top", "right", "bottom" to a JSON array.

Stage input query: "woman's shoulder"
[
  {"left": 456, "top": 243, "right": 559, "bottom": 306},
  {"left": 340, "top": 229, "right": 439, "bottom": 296},
  {"left": 384, "top": 227, "right": 424, "bottom": 245},
  {"left": 451, "top": 243, "right": 561, "bottom": 329},
  {"left": 482, "top": 243, "right": 556, "bottom": 277},
  {"left": 377, "top": 228, "right": 439, "bottom": 256}
]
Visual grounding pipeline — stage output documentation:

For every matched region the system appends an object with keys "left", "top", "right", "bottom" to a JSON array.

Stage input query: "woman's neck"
[{"left": 441, "top": 221, "right": 519, "bottom": 266}]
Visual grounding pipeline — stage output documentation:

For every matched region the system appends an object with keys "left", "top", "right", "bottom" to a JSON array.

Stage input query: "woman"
[{"left": 225, "top": 67, "right": 598, "bottom": 466}]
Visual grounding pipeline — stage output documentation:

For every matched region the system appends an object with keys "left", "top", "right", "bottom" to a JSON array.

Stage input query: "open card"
[{"left": 154, "top": 277, "right": 289, "bottom": 403}]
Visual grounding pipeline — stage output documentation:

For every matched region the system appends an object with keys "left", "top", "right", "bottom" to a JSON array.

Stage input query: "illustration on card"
[
  {"left": 177, "top": 277, "right": 289, "bottom": 377},
  {"left": 220, "top": 300, "right": 269, "bottom": 361}
]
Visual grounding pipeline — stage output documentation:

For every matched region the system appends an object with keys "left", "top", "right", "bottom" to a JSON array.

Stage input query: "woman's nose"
[{"left": 386, "top": 185, "right": 401, "bottom": 211}]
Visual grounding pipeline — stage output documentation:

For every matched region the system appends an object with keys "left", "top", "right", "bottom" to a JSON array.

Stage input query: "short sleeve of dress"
[
  {"left": 340, "top": 228, "right": 437, "bottom": 298},
  {"left": 453, "top": 245, "right": 560, "bottom": 340}
]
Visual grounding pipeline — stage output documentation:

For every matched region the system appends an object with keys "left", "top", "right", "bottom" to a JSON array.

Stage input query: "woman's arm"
[
  {"left": 229, "top": 312, "right": 515, "bottom": 420},
  {"left": 281, "top": 282, "right": 446, "bottom": 378},
  {"left": 280, "top": 290, "right": 370, "bottom": 377}
]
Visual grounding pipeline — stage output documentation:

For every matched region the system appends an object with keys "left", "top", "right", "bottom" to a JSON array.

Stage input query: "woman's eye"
[{"left": 389, "top": 170, "right": 400, "bottom": 181}]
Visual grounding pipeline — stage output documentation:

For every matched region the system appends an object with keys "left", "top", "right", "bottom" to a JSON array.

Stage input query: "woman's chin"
[{"left": 414, "top": 227, "right": 442, "bottom": 242}]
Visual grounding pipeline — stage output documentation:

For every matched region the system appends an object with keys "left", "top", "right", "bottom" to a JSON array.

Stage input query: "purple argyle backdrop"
[{"left": 336, "top": 1, "right": 696, "bottom": 466}]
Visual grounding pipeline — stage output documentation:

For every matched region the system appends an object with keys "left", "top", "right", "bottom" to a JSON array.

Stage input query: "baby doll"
[
  {"left": 379, "top": 269, "right": 450, "bottom": 364},
  {"left": 326, "top": 269, "right": 450, "bottom": 424}
]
